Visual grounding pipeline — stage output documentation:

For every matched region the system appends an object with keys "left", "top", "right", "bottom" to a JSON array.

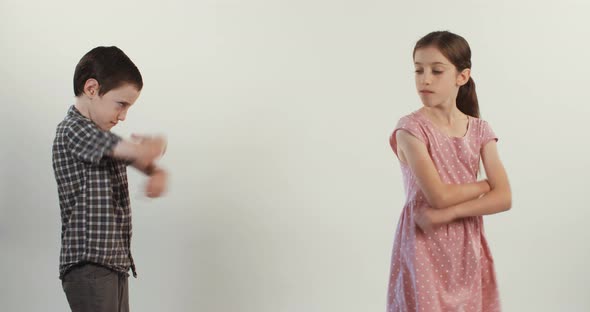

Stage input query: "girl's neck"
[{"left": 420, "top": 105, "right": 466, "bottom": 126}]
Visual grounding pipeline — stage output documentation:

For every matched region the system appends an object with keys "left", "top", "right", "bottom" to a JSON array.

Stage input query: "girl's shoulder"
[
  {"left": 468, "top": 116, "right": 498, "bottom": 144},
  {"left": 396, "top": 109, "right": 424, "bottom": 126},
  {"left": 469, "top": 116, "right": 494, "bottom": 132}
]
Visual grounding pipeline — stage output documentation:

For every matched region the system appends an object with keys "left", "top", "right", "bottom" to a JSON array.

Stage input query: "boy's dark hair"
[{"left": 73, "top": 46, "right": 143, "bottom": 97}]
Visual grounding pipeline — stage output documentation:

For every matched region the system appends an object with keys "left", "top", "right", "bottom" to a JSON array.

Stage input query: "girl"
[{"left": 387, "top": 31, "right": 512, "bottom": 312}]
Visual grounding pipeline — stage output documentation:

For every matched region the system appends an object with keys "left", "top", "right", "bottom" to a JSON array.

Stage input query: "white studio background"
[{"left": 1, "top": 0, "right": 589, "bottom": 311}]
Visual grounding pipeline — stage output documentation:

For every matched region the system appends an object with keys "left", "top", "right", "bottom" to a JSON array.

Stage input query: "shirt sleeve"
[{"left": 65, "top": 121, "right": 122, "bottom": 164}]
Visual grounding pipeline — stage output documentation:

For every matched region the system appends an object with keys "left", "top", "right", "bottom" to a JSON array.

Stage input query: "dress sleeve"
[
  {"left": 480, "top": 119, "right": 498, "bottom": 149},
  {"left": 390, "top": 115, "right": 427, "bottom": 159}
]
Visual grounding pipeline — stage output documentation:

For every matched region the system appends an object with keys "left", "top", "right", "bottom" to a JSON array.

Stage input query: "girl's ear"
[{"left": 456, "top": 68, "right": 471, "bottom": 86}]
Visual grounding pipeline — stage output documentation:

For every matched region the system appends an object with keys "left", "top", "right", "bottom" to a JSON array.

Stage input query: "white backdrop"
[{"left": 1, "top": 0, "right": 589, "bottom": 311}]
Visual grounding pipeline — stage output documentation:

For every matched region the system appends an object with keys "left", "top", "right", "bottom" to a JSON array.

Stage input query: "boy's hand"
[
  {"left": 145, "top": 169, "right": 167, "bottom": 198},
  {"left": 132, "top": 134, "right": 167, "bottom": 167}
]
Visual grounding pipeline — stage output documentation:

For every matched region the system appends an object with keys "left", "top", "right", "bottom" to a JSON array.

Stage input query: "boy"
[{"left": 52, "top": 46, "right": 167, "bottom": 312}]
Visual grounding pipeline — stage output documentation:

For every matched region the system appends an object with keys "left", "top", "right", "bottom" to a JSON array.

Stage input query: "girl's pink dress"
[{"left": 387, "top": 110, "right": 501, "bottom": 312}]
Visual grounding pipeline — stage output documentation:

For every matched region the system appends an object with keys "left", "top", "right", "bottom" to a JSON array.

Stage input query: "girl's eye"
[
  {"left": 433, "top": 70, "right": 443, "bottom": 74},
  {"left": 415, "top": 70, "right": 424, "bottom": 73}
]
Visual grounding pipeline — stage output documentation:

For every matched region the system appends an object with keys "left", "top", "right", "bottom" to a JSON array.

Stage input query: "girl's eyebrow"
[{"left": 414, "top": 62, "right": 448, "bottom": 65}]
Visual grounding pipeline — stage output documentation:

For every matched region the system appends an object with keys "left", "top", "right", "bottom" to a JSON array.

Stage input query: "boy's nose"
[{"left": 118, "top": 111, "right": 127, "bottom": 121}]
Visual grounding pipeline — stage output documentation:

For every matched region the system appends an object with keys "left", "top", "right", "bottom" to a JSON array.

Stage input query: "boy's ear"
[
  {"left": 83, "top": 79, "right": 100, "bottom": 98},
  {"left": 456, "top": 68, "right": 471, "bottom": 87}
]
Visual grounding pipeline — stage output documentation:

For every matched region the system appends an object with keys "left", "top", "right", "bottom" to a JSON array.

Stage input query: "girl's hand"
[{"left": 414, "top": 207, "right": 456, "bottom": 233}]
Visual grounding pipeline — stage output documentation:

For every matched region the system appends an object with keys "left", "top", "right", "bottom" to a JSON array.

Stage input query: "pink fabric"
[{"left": 387, "top": 110, "right": 500, "bottom": 312}]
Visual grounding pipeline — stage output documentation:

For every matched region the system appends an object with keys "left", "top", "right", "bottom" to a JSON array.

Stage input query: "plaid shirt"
[{"left": 52, "top": 106, "right": 136, "bottom": 279}]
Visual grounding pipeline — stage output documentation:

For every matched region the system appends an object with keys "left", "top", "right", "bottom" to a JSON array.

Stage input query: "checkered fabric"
[{"left": 52, "top": 106, "right": 136, "bottom": 279}]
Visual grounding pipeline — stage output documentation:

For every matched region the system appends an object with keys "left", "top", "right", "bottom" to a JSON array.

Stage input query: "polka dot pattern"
[{"left": 387, "top": 110, "right": 500, "bottom": 311}]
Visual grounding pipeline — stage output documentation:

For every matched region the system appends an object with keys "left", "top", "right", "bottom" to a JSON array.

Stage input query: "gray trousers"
[{"left": 62, "top": 263, "right": 129, "bottom": 312}]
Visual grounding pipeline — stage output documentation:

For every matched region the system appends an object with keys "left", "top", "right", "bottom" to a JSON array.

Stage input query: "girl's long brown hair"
[{"left": 414, "top": 31, "right": 479, "bottom": 118}]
